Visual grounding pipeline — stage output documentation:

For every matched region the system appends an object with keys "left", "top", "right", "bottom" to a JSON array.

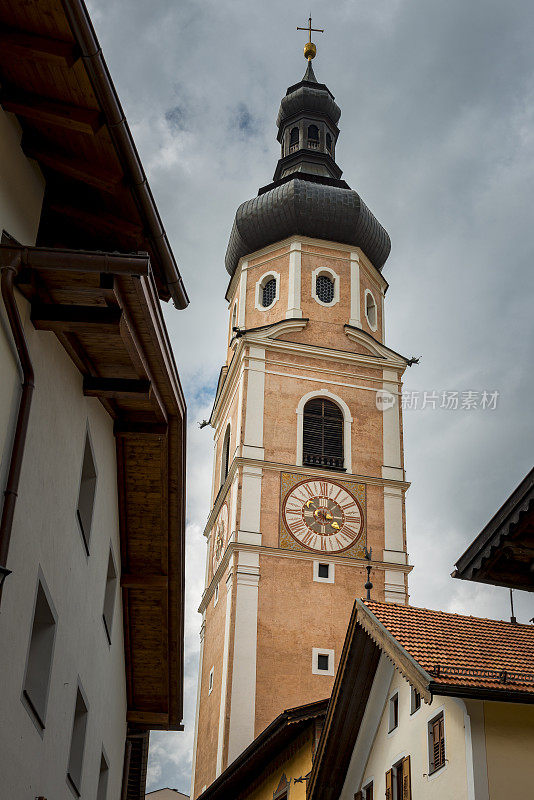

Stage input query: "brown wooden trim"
[
  {"left": 114, "top": 422, "right": 168, "bottom": 436},
  {"left": 83, "top": 377, "right": 151, "bottom": 400},
  {"left": 49, "top": 203, "right": 142, "bottom": 241},
  {"left": 126, "top": 711, "right": 169, "bottom": 726},
  {"left": 121, "top": 575, "right": 168, "bottom": 588},
  {"left": 0, "top": 28, "right": 80, "bottom": 67},
  {"left": 31, "top": 303, "right": 122, "bottom": 333},
  {"left": 1, "top": 89, "right": 103, "bottom": 134},
  {"left": 23, "top": 139, "right": 122, "bottom": 193}
]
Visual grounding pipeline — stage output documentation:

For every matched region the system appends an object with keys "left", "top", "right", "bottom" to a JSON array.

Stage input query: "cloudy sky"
[{"left": 86, "top": 0, "right": 534, "bottom": 792}]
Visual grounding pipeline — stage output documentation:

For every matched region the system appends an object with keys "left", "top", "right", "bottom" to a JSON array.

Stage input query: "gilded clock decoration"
[
  {"left": 212, "top": 503, "right": 229, "bottom": 573},
  {"left": 281, "top": 476, "right": 364, "bottom": 554}
]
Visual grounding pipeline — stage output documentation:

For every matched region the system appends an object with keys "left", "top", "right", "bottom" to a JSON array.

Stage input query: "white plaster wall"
[
  {"left": 0, "top": 118, "right": 126, "bottom": 800},
  {"left": 354, "top": 670, "right": 469, "bottom": 800},
  {"left": 0, "top": 108, "right": 45, "bottom": 245}
]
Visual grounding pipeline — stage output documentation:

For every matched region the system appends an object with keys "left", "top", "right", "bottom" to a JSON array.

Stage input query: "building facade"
[
  {"left": 308, "top": 599, "right": 534, "bottom": 800},
  {"left": 191, "top": 54, "right": 412, "bottom": 796},
  {"left": 0, "top": 1, "right": 188, "bottom": 797}
]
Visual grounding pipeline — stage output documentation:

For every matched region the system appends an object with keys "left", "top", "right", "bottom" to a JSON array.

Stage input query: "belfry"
[{"left": 191, "top": 30, "right": 411, "bottom": 797}]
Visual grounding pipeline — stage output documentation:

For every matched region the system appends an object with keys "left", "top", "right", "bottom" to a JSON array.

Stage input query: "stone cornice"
[{"left": 199, "top": 542, "right": 413, "bottom": 613}]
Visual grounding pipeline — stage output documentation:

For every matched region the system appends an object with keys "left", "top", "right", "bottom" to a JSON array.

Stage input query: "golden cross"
[{"left": 297, "top": 15, "right": 324, "bottom": 43}]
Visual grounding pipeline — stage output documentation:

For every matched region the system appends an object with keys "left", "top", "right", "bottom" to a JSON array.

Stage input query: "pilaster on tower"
[{"left": 191, "top": 51, "right": 411, "bottom": 799}]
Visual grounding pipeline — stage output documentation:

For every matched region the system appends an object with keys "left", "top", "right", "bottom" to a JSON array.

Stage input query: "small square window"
[
  {"left": 312, "top": 647, "right": 335, "bottom": 675},
  {"left": 410, "top": 686, "right": 421, "bottom": 714},
  {"left": 313, "top": 560, "right": 335, "bottom": 583},
  {"left": 317, "top": 654, "right": 329, "bottom": 671},
  {"left": 388, "top": 693, "right": 399, "bottom": 732}
]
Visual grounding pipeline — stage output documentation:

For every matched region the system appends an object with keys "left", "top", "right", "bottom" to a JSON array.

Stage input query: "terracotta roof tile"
[{"left": 362, "top": 600, "right": 534, "bottom": 694}]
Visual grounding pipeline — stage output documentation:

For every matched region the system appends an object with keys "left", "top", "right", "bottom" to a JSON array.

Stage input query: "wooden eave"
[
  {"left": 453, "top": 467, "right": 534, "bottom": 592},
  {"left": 198, "top": 700, "right": 328, "bottom": 800},
  {"left": 0, "top": 0, "right": 188, "bottom": 308},
  {"left": 8, "top": 245, "right": 186, "bottom": 731}
]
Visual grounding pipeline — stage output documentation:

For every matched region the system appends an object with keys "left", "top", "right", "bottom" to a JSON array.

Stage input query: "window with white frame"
[
  {"left": 255, "top": 271, "right": 280, "bottom": 310},
  {"left": 208, "top": 666, "right": 214, "bottom": 694},
  {"left": 220, "top": 424, "right": 231, "bottom": 487},
  {"left": 312, "top": 647, "right": 335, "bottom": 676},
  {"left": 313, "top": 561, "right": 335, "bottom": 584},
  {"left": 311, "top": 266, "right": 339, "bottom": 306},
  {"left": 231, "top": 302, "right": 237, "bottom": 332},
  {"left": 364, "top": 289, "right": 378, "bottom": 331},
  {"left": 96, "top": 751, "right": 109, "bottom": 800},
  {"left": 428, "top": 712, "right": 446, "bottom": 773},
  {"left": 214, "top": 583, "right": 219, "bottom": 606}
]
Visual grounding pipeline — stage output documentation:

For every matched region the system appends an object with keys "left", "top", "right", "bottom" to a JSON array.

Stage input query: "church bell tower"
[{"left": 191, "top": 38, "right": 411, "bottom": 797}]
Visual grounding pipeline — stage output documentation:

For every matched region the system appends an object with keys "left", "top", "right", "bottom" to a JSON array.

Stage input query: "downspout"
[{"left": 0, "top": 254, "right": 32, "bottom": 603}]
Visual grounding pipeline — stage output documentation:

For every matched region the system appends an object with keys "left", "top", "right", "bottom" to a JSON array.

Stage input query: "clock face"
[
  {"left": 282, "top": 478, "right": 364, "bottom": 553},
  {"left": 212, "top": 503, "right": 229, "bottom": 573}
]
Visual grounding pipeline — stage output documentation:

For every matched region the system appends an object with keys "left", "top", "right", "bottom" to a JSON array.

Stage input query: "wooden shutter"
[
  {"left": 430, "top": 714, "right": 445, "bottom": 771},
  {"left": 385, "top": 769, "right": 392, "bottom": 800},
  {"left": 302, "top": 398, "right": 344, "bottom": 468},
  {"left": 402, "top": 756, "right": 411, "bottom": 800}
]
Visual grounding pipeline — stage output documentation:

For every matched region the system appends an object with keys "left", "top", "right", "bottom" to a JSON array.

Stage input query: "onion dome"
[{"left": 225, "top": 61, "right": 391, "bottom": 276}]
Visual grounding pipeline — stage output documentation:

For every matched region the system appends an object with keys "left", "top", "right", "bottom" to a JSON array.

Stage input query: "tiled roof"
[{"left": 362, "top": 600, "right": 534, "bottom": 694}]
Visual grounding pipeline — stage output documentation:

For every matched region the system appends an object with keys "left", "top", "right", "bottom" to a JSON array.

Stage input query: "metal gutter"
[{"left": 60, "top": 0, "right": 189, "bottom": 310}]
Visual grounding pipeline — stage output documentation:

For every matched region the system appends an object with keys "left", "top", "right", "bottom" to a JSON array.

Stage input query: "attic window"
[
  {"left": 76, "top": 429, "right": 97, "bottom": 555},
  {"left": 388, "top": 693, "right": 399, "bottom": 732}
]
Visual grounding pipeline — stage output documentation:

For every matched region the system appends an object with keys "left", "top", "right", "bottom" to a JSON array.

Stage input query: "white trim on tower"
[
  {"left": 286, "top": 240, "right": 303, "bottom": 318},
  {"left": 242, "top": 346, "right": 265, "bottom": 460},
  {"left": 216, "top": 568, "right": 234, "bottom": 775},
  {"left": 227, "top": 550, "right": 260, "bottom": 764},
  {"left": 349, "top": 251, "right": 362, "bottom": 328},
  {"left": 238, "top": 264, "right": 247, "bottom": 328}
]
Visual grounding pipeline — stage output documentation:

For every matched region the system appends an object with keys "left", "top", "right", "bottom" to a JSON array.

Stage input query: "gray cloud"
[{"left": 86, "top": 0, "right": 534, "bottom": 791}]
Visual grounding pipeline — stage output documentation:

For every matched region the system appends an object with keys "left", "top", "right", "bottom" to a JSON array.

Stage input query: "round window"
[
  {"left": 316, "top": 274, "right": 335, "bottom": 304},
  {"left": 261, "top": 278, "right": 277, "bottom": 308}
]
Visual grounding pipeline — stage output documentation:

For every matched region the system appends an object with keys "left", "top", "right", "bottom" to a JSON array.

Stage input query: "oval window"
[{"left": 261, "top": 278, "right": 277, "bottom": 307}]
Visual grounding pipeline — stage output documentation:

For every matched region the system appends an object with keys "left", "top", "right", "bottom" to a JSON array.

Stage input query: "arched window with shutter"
[
  {"left": 302, "top": 398, "right": 344, "bottom": 469},
  {"left": 220, "top": 424, "right": 231, "bottom": 486}
]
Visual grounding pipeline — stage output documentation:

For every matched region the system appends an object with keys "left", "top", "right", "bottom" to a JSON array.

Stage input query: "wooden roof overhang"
[
  {"left": 197, "top": 699, "right": 328, "bottom": 800},
  {"left": 1, "top": 243, "right": 186, "bottom": 731},
  {"left": 0, "top": 0, "right": 188, "bottom": 309},
  {"left": 453, "top": 467, "right": 534, "bottom": 592}
]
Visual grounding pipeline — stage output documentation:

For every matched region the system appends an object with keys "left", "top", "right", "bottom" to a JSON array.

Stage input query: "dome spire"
[{"left": 296, "top": 14, "right": 324, "bottom": 62}]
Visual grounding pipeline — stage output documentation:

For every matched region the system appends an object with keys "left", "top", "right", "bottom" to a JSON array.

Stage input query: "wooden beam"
[
  {"left": 121, "top": 574, "right": 168, "bottom": 588},
  {"left": 1, "top": 89, "right": 103, "bottom": 135},
  {"left": 126, "top": 711, "right": 169, "bottom": 727},
  {"left": 114, "top": 421, "right": 168, "bottom": 436},
  {"left": 49, "top": 203, "right": 143, "bottom": 241},
  {"left": 23, "top": 139, "right": 122, "bottom": 194},
  {"left": 31, "top": 303, "right": 122, "bottom": 333},
  {"left": 83, "top": 377, "right": 151, "bottom": 400},
  {"left": 0, "top": 28, "right": 80, "bottom": 67}
]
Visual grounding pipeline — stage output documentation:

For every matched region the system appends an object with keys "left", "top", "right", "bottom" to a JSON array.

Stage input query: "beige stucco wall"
[
  {"left": 484, "top": 701, "right": 534, "bottom": 800},
  {"left": 355, "top": 670, "right": 469, "bottom": 800},
  {"left": 0, "top": 105, "right": 126, "bottom": 800},
  {"left": 245, "top": 730, "right": 313, "bottom": 800},
  {"left": 194, "top": 235, "right": 407, "bottom": 793}
]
